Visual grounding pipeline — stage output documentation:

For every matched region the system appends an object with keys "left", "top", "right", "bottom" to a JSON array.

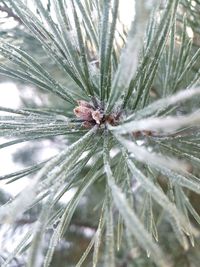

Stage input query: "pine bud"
[
  {"left": 73, "top": 106, "right": 93, "bottom": 121},
  {"left": 92, "top": 110, "right": 103, "bottom": 124}
]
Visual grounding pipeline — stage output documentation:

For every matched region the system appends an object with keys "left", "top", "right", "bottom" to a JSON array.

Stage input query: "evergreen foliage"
[{"left": 0, "top": 0, "right": 200, "bottom": 266}]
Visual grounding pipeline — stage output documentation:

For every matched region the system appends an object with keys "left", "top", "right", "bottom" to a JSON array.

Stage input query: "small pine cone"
[
  {"left": 92, "top": 110, "right": 103, "bottom": 124},
  {"left": 105, "top": 114, "right": 115, "bottom": 125},
  {"left": 73, "top": 106, "right": 93, "bottom": 121}
]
